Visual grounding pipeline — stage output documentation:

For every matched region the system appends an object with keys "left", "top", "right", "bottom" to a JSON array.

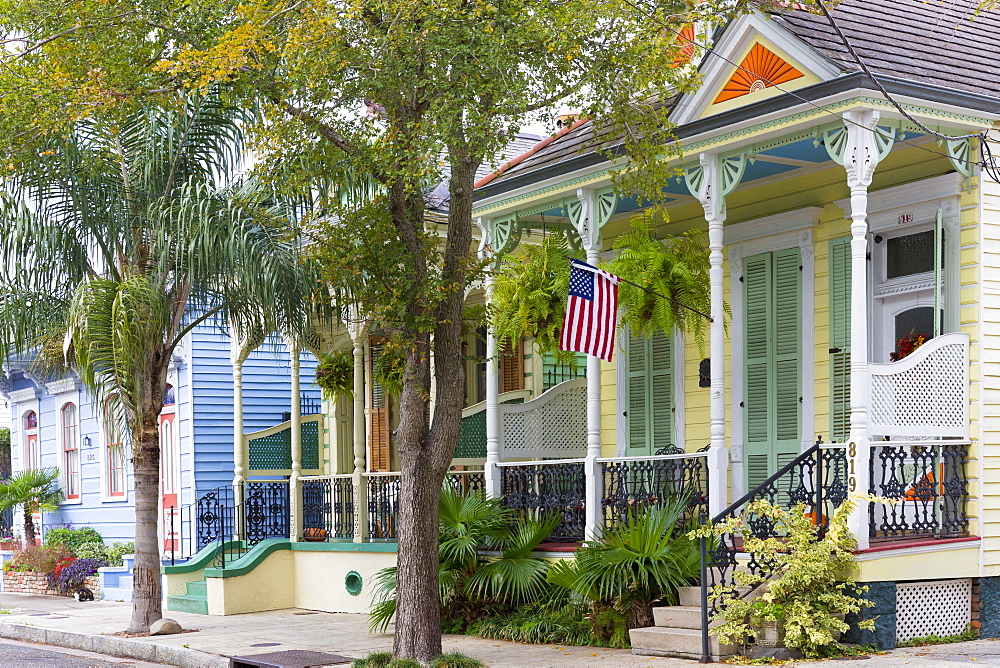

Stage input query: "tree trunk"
[
  {"left": 23, "top": 505, "right": 35, "bottom": 546},
  {"left": 629, "top": 602, "right": 655, "bottom": 630},
  {"left": 128, "top": 410, "right": 163, "bottom": 632},
  {"left": 391, "top": 144, "right": 480, "bottom": 662}
]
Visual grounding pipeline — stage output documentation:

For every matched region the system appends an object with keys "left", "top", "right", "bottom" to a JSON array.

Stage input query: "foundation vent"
[{"left": 895, "top": 578, "right": 971, "bottom": 642}]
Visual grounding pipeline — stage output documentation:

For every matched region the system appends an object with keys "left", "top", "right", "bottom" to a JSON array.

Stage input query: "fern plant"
[
  {"left": 487, "top": 236, "right": 581, "bottom": 364},
  {"left": 603, "top": 215, "right": 714, "bottom": 348},
  {"left": 314, "top": 351, "right": 354, "bottom": 399}
]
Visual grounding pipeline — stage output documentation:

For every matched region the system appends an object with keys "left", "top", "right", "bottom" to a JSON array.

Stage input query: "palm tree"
[
  {"left": 0, "top": 94, "right": 321, "bottom": 632},
  {"left": 0, "top": 468, "right": 62, "bottom": 546}
]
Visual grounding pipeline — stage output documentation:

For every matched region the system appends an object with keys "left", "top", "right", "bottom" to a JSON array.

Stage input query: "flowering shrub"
[
  {"left": 2, "top": 544, "right": 73, "bottom": 574},
  {"left": 50, "top": 557, "right": 107, "bottom": 593}
]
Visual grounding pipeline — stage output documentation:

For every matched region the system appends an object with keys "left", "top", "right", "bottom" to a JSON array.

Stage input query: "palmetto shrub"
[{"left": 368, "top": 485, "right": 559, "bottom": 633}]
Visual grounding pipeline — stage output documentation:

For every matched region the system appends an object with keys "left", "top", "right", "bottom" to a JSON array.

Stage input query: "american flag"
[{"left": 560, "top": 259, "right": 620, "bottom": 362}]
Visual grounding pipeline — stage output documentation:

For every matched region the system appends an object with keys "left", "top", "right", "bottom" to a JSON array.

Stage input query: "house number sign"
[{"left": 847, "top": 441, "right": 857, "bottom": 492}]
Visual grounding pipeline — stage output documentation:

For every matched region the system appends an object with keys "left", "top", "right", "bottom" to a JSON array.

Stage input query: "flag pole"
[{"left": 571, "top": 259, "right": 714, "bottom": 323}]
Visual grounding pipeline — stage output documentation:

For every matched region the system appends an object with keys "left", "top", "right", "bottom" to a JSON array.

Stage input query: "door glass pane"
[
  {"left": 894, "top": 307, "right": 933, "bottom": 353},
  {"left": 886, "top": 231, "right": 935, "bottom": 279}
]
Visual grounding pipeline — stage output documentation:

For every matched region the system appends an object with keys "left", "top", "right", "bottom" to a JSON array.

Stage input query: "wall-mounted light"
[{"left": 82, "top": 436, "right": 92, "bottom": 449}]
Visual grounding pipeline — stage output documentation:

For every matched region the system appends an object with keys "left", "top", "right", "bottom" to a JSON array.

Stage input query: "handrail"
[
  {"left": 597, "top": 452, "right": 709, "bottom": 463},
  {"left": 499, "top": 378, "right": 586, "bottom": 415},
  {"left": 712, "top": 444, "right": 819, "bottom": 525},
  {"left": 868, "top": 331, "right": 968, "bottom": 374},
  {"left": 243, "top": 413, "right": 324, "bottom": 442},
  {"left": 496, "top": 457, "right": 586, "bottom": 467}
]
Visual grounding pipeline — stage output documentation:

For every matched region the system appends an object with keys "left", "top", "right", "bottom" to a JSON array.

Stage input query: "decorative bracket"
[
  {"left": 944, "top": 137, "right": 975, "bottom": 193},
  {"left": 824, "top": 112, "right": 895, "bottom": 178},
  {"left": 492, "top": 213, "right": 522, "bottom": 256},
  {"left": 684, "top": 151, "right": 747, "bottom": 216}
]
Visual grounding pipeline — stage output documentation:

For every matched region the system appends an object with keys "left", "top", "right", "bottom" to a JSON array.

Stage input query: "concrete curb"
[{"left": 0, "top": 620, "right": 229, "bottom": 667}]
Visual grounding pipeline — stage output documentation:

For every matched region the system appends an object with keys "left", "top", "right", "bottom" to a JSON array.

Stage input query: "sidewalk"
[{"left": 2, "top": 592, "right": 999, "bottom": 667}]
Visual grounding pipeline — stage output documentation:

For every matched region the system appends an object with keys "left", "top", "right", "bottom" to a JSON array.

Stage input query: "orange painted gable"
[{"left": 713, "top": 42, "right": 804, "bottom": 104}]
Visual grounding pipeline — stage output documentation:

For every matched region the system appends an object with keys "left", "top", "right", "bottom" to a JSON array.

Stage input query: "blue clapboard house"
[{"left": 0, "top": 321, "right": 319, "bottom": 546}]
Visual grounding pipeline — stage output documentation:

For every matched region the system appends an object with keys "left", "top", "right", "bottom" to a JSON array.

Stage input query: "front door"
[
  {"left": 743, "top": 249, "right": 802, "bottom": 492},
  {"left": 159, "top": 386, "right": 178, "bottom": 553}
]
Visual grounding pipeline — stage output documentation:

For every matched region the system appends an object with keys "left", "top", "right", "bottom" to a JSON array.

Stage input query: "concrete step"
[
  {"left": 652, "top": 606, "right": 724, "bottom": 630},
  {"left": 629, "top": 626, "right": 737, "bottom": 661},
  {"left": 185, "top": 580, "right": 207, "bottom": 597},
  {"left": 678, "top": 587, "right": 702, "bottom": 607},
  {"left": 166, "top": 594, "right": 208, "bottom": 615}
]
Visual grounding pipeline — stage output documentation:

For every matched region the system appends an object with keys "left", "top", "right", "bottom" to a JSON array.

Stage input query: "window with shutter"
[
  {"left": 499, "top": 337, "right": 524, "bottom": 393},
  {"left": 541, "top": 350, "right": 587, "bottom": 391},
  {"left": 624, "top": 327, "right": 674, "bottom": 455},
  {"left": 829, "top": 237, "right": 851, "bottom": 443},
  {"left": 368, "top": 338, "right": 392, "bottom": 472},
  {"left": 743, "top": 249, "right": 801, "bottom": 493}
]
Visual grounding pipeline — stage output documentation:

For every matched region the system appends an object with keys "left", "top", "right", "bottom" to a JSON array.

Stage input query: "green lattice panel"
[
  {"left": 248, "top": 428, "right": 291, "bottom": 469},
  {"left": 454, "top": 398, "right": 524, "bottom": 459},
  {"left": 247, "top": 420, "right": 321, "bottom": 470},
  {"left": 455, "top": 411, "right": 486, "bottom": 458},
  {"left": 302, "top": 420, "right": 319, "bottom": 469}
]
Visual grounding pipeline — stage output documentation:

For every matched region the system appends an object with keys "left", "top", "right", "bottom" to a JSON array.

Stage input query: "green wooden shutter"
[
  {"left": 744, "top": 253, "right": 772, "bottom": 492},
  {"left": 744, "top": 249, "right": 802, "bottom": 493},
  {"left": 649, "top": 331, "right": 674, "bottom": 451},
  {"left": 829, "top": 238, "right": 852, "bottom": 443},
  {"left": 625, "top": 327, "right": 674, "bottom": 455},
  {"left": 626, "top": 327, "right": 649, "bottom": 454}
]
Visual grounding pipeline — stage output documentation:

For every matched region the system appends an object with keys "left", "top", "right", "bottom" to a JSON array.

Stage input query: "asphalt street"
[{"left": 0, "top": 639, "right": 165, "bottom": 667}]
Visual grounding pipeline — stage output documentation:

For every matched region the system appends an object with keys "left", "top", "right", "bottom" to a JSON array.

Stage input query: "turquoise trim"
[
  {"left": 203, "top": 539, "right": 398, "bottom": 579},
  {"left": 161, "top": 540, "right": 244, "bottom": 575}
]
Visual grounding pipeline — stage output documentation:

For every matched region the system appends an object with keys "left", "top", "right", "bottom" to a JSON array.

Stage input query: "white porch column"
[
  {"left": 287, "top": 337, "right": 303, "bottom": 542},
  {"left": 476, "top": 217, "right": 503, "bottom": 498},
  {"left": 841, "top": 109, "right": 884, "bottom": 551},
  {"left": 575, "top": 189, "right": 603, "bottom": 541},
  {"left": 349, "top": 316, "right": 369, "bottom": 542},
  {"left": 695, "top": 154, "right": 729, "bottom": 518},
  {"left": 229, "top": 327, "right": 257, "bottom": 541}
]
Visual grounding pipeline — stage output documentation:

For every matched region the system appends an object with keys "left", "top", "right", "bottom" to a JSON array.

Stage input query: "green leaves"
[
  {"left": 487, "top": 236, "right": 581, "bottom": 364},
  {"left": 0, "top": 467, "right": 63, "bottom": 514},
  {"left": 603, "top": 214, "right": 715, "bottom": 348}
]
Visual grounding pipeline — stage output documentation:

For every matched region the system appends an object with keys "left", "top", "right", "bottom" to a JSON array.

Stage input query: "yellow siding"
[{"left": 979, "top": 137, "right": 1000, "bottom": 573}]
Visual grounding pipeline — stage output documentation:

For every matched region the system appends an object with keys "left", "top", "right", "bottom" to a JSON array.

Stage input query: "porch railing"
[
  {"left": 499, "top": 459, "right": 587, "bottom": 542},
  {"left": 301, "top": 474, "right": 355, "bottom": 540},
  {"left": 869, "top": 440, "right": 970, "bottom": 541},
  {"left": 166, "top": 480, "right": 291, "bottom": 568},
  {"left": 599, "top": 451, "right": 709, "bottom": 530}
]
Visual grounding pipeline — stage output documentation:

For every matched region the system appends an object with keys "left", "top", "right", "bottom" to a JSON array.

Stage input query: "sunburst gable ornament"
[{"left": 713, "top": 42, "right": 804, "bottom": 104}]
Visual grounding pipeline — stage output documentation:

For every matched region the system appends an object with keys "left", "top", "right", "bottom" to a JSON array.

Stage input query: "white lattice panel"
[
  {"left": 499, "top": 379, "right": 587, "bottom": 458},
  {"left": 869, "top": 333, "right": 969, "bottom": 439},
  {"left": 896, "top": 579, "right": 971, "bottom": 642}
]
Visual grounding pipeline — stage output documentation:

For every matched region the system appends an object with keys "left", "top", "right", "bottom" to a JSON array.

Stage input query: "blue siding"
[{"left": 5, "top": 322, "right": 318, "bottom": 545}]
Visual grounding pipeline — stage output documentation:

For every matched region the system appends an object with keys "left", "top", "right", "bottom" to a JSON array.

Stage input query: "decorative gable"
[
  {"left": 668, "top": 12, "right": 843, "bottom": 126},
  {"left": 712, "top": 42, "right": 804, "bottom": 104}
]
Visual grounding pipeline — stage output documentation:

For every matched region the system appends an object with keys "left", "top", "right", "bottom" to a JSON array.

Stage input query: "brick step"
[{"left": 629, "top": 626, "right": 737, "bottom": 661}]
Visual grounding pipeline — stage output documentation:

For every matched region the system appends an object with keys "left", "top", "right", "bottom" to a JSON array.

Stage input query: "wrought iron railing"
[
  {"left": 301, "top": 475, "right": 355, "bottom": 540},
  {"left": 599, "top": 451, "right": 709, "bottom": 530},
  {"left": 167, "top": 480, "right": 291, "bottom": 568},
  {"left": 498, "top": 459, "right": 587, "bottom": 542},
  {"left": 869, "top": 440, "right": 970, "bottom": 541},
  {"left": 367, "top": 473, "right": 401, "bottom": 540},
  {"left": 697, "top": 439, "right": 848, "bottom": 661}
]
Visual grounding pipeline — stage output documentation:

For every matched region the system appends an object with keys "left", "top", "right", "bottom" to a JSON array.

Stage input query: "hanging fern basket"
[{"left": 315, "top": 351, "right": 354, "bottom": 400}]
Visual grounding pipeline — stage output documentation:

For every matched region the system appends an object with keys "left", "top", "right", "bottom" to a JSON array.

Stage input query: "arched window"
[
  {"left": 105, "top": 398, "right": 127, "bottom": 498},
  {"left": 61, "top": 403, "right": 80, "bottom": 500},
  {"left": 23, "top": 410, "right": 39, "bottom": 470},
  {"left": 163, "top": 384, "right": 175, "bottom": 406}
]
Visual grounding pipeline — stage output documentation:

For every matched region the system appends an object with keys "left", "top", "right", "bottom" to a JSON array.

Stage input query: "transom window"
[{"left": 61, "top": 403, "right": 80, "bottom": 500}]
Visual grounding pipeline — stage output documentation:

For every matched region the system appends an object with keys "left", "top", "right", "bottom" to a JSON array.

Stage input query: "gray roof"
[
  {"left": 476, "top": 0, "right": 1000, "bottom": 196},
  {"left": 774, "top": 0, "right": 1000, "bottom": 97}
]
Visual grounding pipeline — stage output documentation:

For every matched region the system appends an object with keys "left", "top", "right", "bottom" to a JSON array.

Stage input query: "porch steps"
[
  {"left": 166, "top": 580, "right": 208, "bottom": 615},
  {"left": 629, "top": 587, "right": 737, "bottom": 662}
]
